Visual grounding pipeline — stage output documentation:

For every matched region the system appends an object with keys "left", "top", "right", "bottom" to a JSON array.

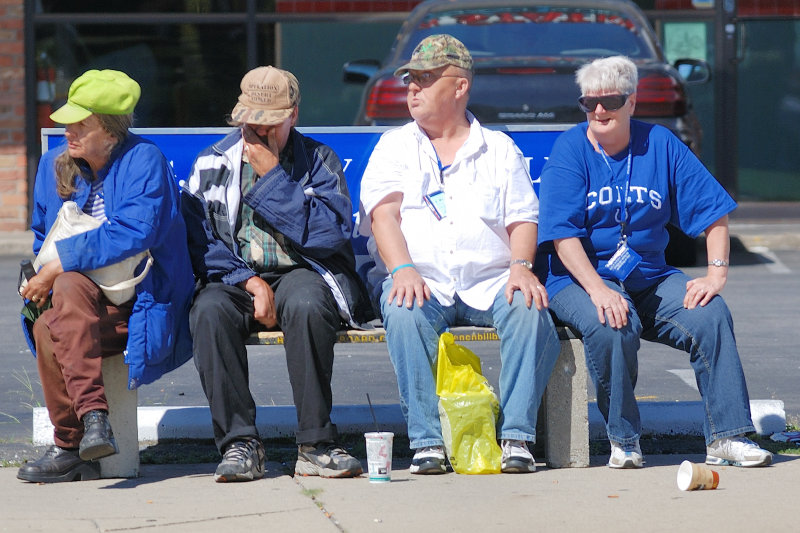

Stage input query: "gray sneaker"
[
  {"left": 214, "top": 438, "right": 265, "bottom": 483},
  {"left": 295, "top": 442, "right": 363, "bottom": 478},
  {"left": 706, "top": 436, "right": 773, "bottom": 467}
]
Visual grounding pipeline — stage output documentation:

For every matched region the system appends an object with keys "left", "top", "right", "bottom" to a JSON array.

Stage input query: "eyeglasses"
[
  {"left": 401, "top": 71, "right": 463, "bottom": 88},
  {"left": 577, "top": 94, "right": 630, "bottom": 113}
]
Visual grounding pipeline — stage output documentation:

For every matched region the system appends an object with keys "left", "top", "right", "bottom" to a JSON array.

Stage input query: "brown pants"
[{"left": 33, "top": 272, "right": 132, "bottom": 448}]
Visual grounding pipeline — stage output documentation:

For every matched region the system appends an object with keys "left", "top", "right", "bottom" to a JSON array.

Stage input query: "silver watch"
[
  {"left": 510, "top": 259, "right": 533, "bottom": 270},
  {"left": 708, "top": 259, "right": 729, "bottom": 267}
]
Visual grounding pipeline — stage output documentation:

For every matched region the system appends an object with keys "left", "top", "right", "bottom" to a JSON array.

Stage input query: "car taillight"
[
  {"left": 634, "top": 75, "right": 688, "bottom": 117},
  {"left": 365, "top": 78, "right": 410, "bottom": 121}
]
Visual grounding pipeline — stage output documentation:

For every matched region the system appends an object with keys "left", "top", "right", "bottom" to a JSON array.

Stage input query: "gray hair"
[{"left": 575, "top": 56, "right": 638, "bottom": 96}]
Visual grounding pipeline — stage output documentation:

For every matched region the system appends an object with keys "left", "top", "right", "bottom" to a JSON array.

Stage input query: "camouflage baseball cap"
[{"left": 394, "top": 34, "right": 473, "bottom": 77}]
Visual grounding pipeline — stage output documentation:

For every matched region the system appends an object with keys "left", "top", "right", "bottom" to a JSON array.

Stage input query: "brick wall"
[{"left": 0, "top": 0, "right": 26, "bottom": 231}]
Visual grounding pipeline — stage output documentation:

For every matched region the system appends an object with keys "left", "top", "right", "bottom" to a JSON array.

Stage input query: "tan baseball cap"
[
  {"left": 230, "top": 66, "right": 300, "bottom": 126},
  {"left": 394, "top": 34, "right": 473, "bottom": 77}
]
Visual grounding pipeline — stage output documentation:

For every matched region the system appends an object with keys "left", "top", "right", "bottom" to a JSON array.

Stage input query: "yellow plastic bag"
[{"left": 436, "top": 332, "right": 502, "bottom": 474}]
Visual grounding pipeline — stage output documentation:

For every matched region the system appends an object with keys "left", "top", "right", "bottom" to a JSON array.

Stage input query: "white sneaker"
[
  {"left": 608, "top": 440, "right": 644, "bottom": 469},
  {"left": 706, "top": 435, "right": 773, "bottom": 467},
  {"left": 501, "top": 439, "right": 536, "bottom": 473},
  {"left": 410, "top": 446, "right": 447, "bottom": 474}
]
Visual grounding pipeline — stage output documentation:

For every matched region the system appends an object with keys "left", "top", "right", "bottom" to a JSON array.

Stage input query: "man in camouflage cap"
[
  {"left": 359, "top": 34, "right": 559, "bottom": 475},
  {"left": 182, "top": 66, "right": 373, "bottom": 483}
]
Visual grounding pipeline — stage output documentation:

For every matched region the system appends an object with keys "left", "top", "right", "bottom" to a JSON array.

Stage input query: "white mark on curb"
[
  {"left": 668, "top": 369, "right": 698, "bottom": 392},
  {"left": 749, "top": 246, "right": 791, "bottom": 274}
]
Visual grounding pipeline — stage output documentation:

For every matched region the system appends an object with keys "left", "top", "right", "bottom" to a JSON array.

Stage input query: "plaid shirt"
[{"left": 237, "top": 147, "right": 304, "bottom": 272}]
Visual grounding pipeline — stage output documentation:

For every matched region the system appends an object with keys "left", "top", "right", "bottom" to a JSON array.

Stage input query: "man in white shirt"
[{"left": 359, "top": 34, "right": 560, "bottom": 474}]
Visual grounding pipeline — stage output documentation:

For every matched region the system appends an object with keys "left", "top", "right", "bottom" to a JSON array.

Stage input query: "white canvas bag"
[{"left": 32, "top": 201, "right": 153, "bottom": 305}]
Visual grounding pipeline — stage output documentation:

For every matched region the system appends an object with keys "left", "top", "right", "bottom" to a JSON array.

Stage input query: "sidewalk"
[{"left": 2, "top": 453, "right": 796, "bottom": 532}]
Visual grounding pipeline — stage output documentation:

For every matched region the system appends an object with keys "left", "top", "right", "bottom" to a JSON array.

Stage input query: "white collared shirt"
[{"left": 359, "top": 113, "right": 538, "bottom": 311}]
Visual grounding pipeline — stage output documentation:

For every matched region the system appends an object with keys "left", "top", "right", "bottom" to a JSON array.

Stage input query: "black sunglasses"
[{"left": 577, "top": 94, "right": 630, "bottom": 113}]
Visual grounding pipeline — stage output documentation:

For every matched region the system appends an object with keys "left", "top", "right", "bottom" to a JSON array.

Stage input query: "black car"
[{"left": 344, "top": 0, "right": 711, "bottom": 265}]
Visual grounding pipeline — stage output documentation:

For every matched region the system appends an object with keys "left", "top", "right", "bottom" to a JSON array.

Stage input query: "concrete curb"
[{"left": 32, "top": 399, "right": 786, "bottom": 446}]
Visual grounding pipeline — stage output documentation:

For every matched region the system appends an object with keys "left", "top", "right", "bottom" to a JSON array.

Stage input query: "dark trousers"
[
  {"left": 33, "top": 272, "right": 132, "bottom": 448},
  {"left": 189, "top": 268, "right": 341, "bottom": 451}
]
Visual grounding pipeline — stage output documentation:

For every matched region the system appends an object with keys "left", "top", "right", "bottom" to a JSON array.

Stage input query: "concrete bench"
[
  {"left": 34, "top": 325, "right": 588, "bottom": 477},
  {"left": 244, "top": 325, "right": 590, "bottom": 469}
]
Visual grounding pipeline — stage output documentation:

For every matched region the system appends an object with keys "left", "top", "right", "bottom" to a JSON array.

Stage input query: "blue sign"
[{"left": 41, "top": 125, "right": 570, "bottom": 260}]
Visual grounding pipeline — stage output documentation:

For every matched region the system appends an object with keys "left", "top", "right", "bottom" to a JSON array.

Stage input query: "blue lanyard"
[
  {"left": 598, "top": 141, "right": 632, "bottom": 244},
  {"left": 431, "top": 142, "right": 450, "bottom": 187}
]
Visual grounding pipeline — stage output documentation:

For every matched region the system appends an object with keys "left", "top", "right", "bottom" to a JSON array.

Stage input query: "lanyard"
[
  {"left": 598, "top": 140, "right": 632, "bottom": 245},
  {"left": 431, "top": 142, "right": 450, "bottom": 187}
]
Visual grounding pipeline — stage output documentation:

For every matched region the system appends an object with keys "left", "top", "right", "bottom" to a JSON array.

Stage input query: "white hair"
[{"left": 575, "top": 56, "right": 638, "bottom": 95}]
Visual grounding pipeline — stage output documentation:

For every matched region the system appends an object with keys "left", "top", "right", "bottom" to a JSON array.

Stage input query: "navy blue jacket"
[{"left": 181, "top": 128, "right": 373, "bottom": 327}]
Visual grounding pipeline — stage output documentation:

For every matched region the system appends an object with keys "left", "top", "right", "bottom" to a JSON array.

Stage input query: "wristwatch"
[
  {"left": 510, "top": 259, "right": 533, "bottom": 270},
  {"left": 708, "top": 259, "right": 729, "bottom": 267}
]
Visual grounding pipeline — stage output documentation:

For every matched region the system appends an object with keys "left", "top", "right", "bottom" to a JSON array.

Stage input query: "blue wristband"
[{"left": 391, "top": 263, "right": 415, "bottom": 277}]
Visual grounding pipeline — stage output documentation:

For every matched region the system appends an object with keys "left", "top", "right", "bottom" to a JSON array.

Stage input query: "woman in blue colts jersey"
[{"left": 537, "top": 55, "right": 771, "bottom": 470}]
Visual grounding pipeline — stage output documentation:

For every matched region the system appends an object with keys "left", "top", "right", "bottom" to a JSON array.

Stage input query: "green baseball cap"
[
  {"left": 394, "top": 34, "right": 473, "bottom": 77},
  {"left": 50, "top": 69, "right": 141, "bottom": 125}
]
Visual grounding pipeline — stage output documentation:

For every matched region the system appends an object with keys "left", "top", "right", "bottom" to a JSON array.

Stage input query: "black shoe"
[
  {"left": 17, "top": 445, "right": 101, "bottom": 483},
  {"left": 79, "top": 410, "right": 118, "bottom": 461},
  {"left": 295, "top": 442, "right": 363, "bottom": 478},
  {"left": 214, "top": 438, "right": 266, "bottom": 483}
]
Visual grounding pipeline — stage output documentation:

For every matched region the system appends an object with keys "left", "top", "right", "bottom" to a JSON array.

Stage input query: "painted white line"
[
  {"left": 749, "top": 245, "right": 792, "bottom": 274},
  {"left": 668, "top": 369, "right": 698, "bottom": 392}
]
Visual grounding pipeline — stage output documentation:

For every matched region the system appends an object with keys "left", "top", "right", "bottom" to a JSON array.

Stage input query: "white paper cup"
[
  {"left": 677, "top": 460, "right": 720, "bottom": 491},
  {"left": 364, "top": 432, "right": 393, "bottom": 483}
]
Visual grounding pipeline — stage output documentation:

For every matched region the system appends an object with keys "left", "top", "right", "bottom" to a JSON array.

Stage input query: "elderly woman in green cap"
[{"left": 17, "top": 70, "right": 194, "bottom": 483}]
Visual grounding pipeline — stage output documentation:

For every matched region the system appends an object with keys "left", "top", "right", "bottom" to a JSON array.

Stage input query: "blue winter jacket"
[{"left": 24, "top": 133, "right": 194, "bottom": 389}]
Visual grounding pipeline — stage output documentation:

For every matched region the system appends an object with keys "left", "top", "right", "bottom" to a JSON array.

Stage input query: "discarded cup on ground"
[
  {"left": 364, "top": 432, "right": 393, "bottom": 483},
  {"left": 677, "top": 460, "right": 719, "bottom": 491}
]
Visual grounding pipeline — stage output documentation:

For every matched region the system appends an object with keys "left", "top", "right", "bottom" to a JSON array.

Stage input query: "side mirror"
[
  {"left": 343, "top": 59, "right": 381, "bottom": 84},
  {"left": 675, "top": 59, "right": 711, "bottom": 85}
]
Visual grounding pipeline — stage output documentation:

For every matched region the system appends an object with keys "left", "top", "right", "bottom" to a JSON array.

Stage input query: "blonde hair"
[
  {"left": 575, "top": 56, "right": 638, "bottom": 96},
  {"left": 54, "top": 113, "right": 133, "bottom": 199}
]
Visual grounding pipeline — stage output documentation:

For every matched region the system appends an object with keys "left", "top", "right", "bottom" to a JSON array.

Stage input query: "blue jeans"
[
  {"left": 549, "top": 272, "right": 755, "bottom": 446},
  {"left": 380, "top": 277, "right": 560, "bottom": 450}
]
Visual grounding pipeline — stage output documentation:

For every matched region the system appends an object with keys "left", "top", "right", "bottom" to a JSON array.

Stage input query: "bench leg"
[
  {"left": 541, "top": 338, "right": 589, "bottom": 468},
  {"left": 98, "top": 354, "right": 139, "bottom": 478}
]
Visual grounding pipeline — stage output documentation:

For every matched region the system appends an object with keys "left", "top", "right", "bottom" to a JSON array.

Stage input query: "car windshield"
[{"left": 402, "top": 6, "right": 653, "bottom": 60}]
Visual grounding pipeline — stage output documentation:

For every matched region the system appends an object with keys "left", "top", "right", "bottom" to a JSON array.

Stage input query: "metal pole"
[{"left": 714, "top": 0, "right": 738, "bottom": 197}]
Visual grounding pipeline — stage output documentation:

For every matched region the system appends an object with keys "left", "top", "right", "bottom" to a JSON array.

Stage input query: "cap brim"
[
  {"left": 230, "top": 103, "right": 293, "bottom": 126},
  {"left": 393, "top": 59, "right": 451, "bottom": 77},
  {"left": 49, "top": 101, "right": 93, "bottom": 125}
]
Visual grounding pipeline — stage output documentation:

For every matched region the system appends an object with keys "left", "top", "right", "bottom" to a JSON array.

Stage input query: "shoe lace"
[
  {"left": 223, "top": 440, "right": 254, "bottom": 462},
  {"left": 621, "top": 442, "right": 639, "bottom": 453},
  {"left": 502, "top": 440, "right": 530, "bottom": 457},
  {"left": 415, "top": 446, "right": 444, "bottom": 458},
  {"left": 321, "top": 444, "right": 350, "bottom": 460}
]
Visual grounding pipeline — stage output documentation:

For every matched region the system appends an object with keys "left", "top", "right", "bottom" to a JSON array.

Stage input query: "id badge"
[
  {"left": 424, "top": 190, "right": 447, "bottom": 220},
  {"left": 606, "top": 242, "right": 642, "bottom": 281}
]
